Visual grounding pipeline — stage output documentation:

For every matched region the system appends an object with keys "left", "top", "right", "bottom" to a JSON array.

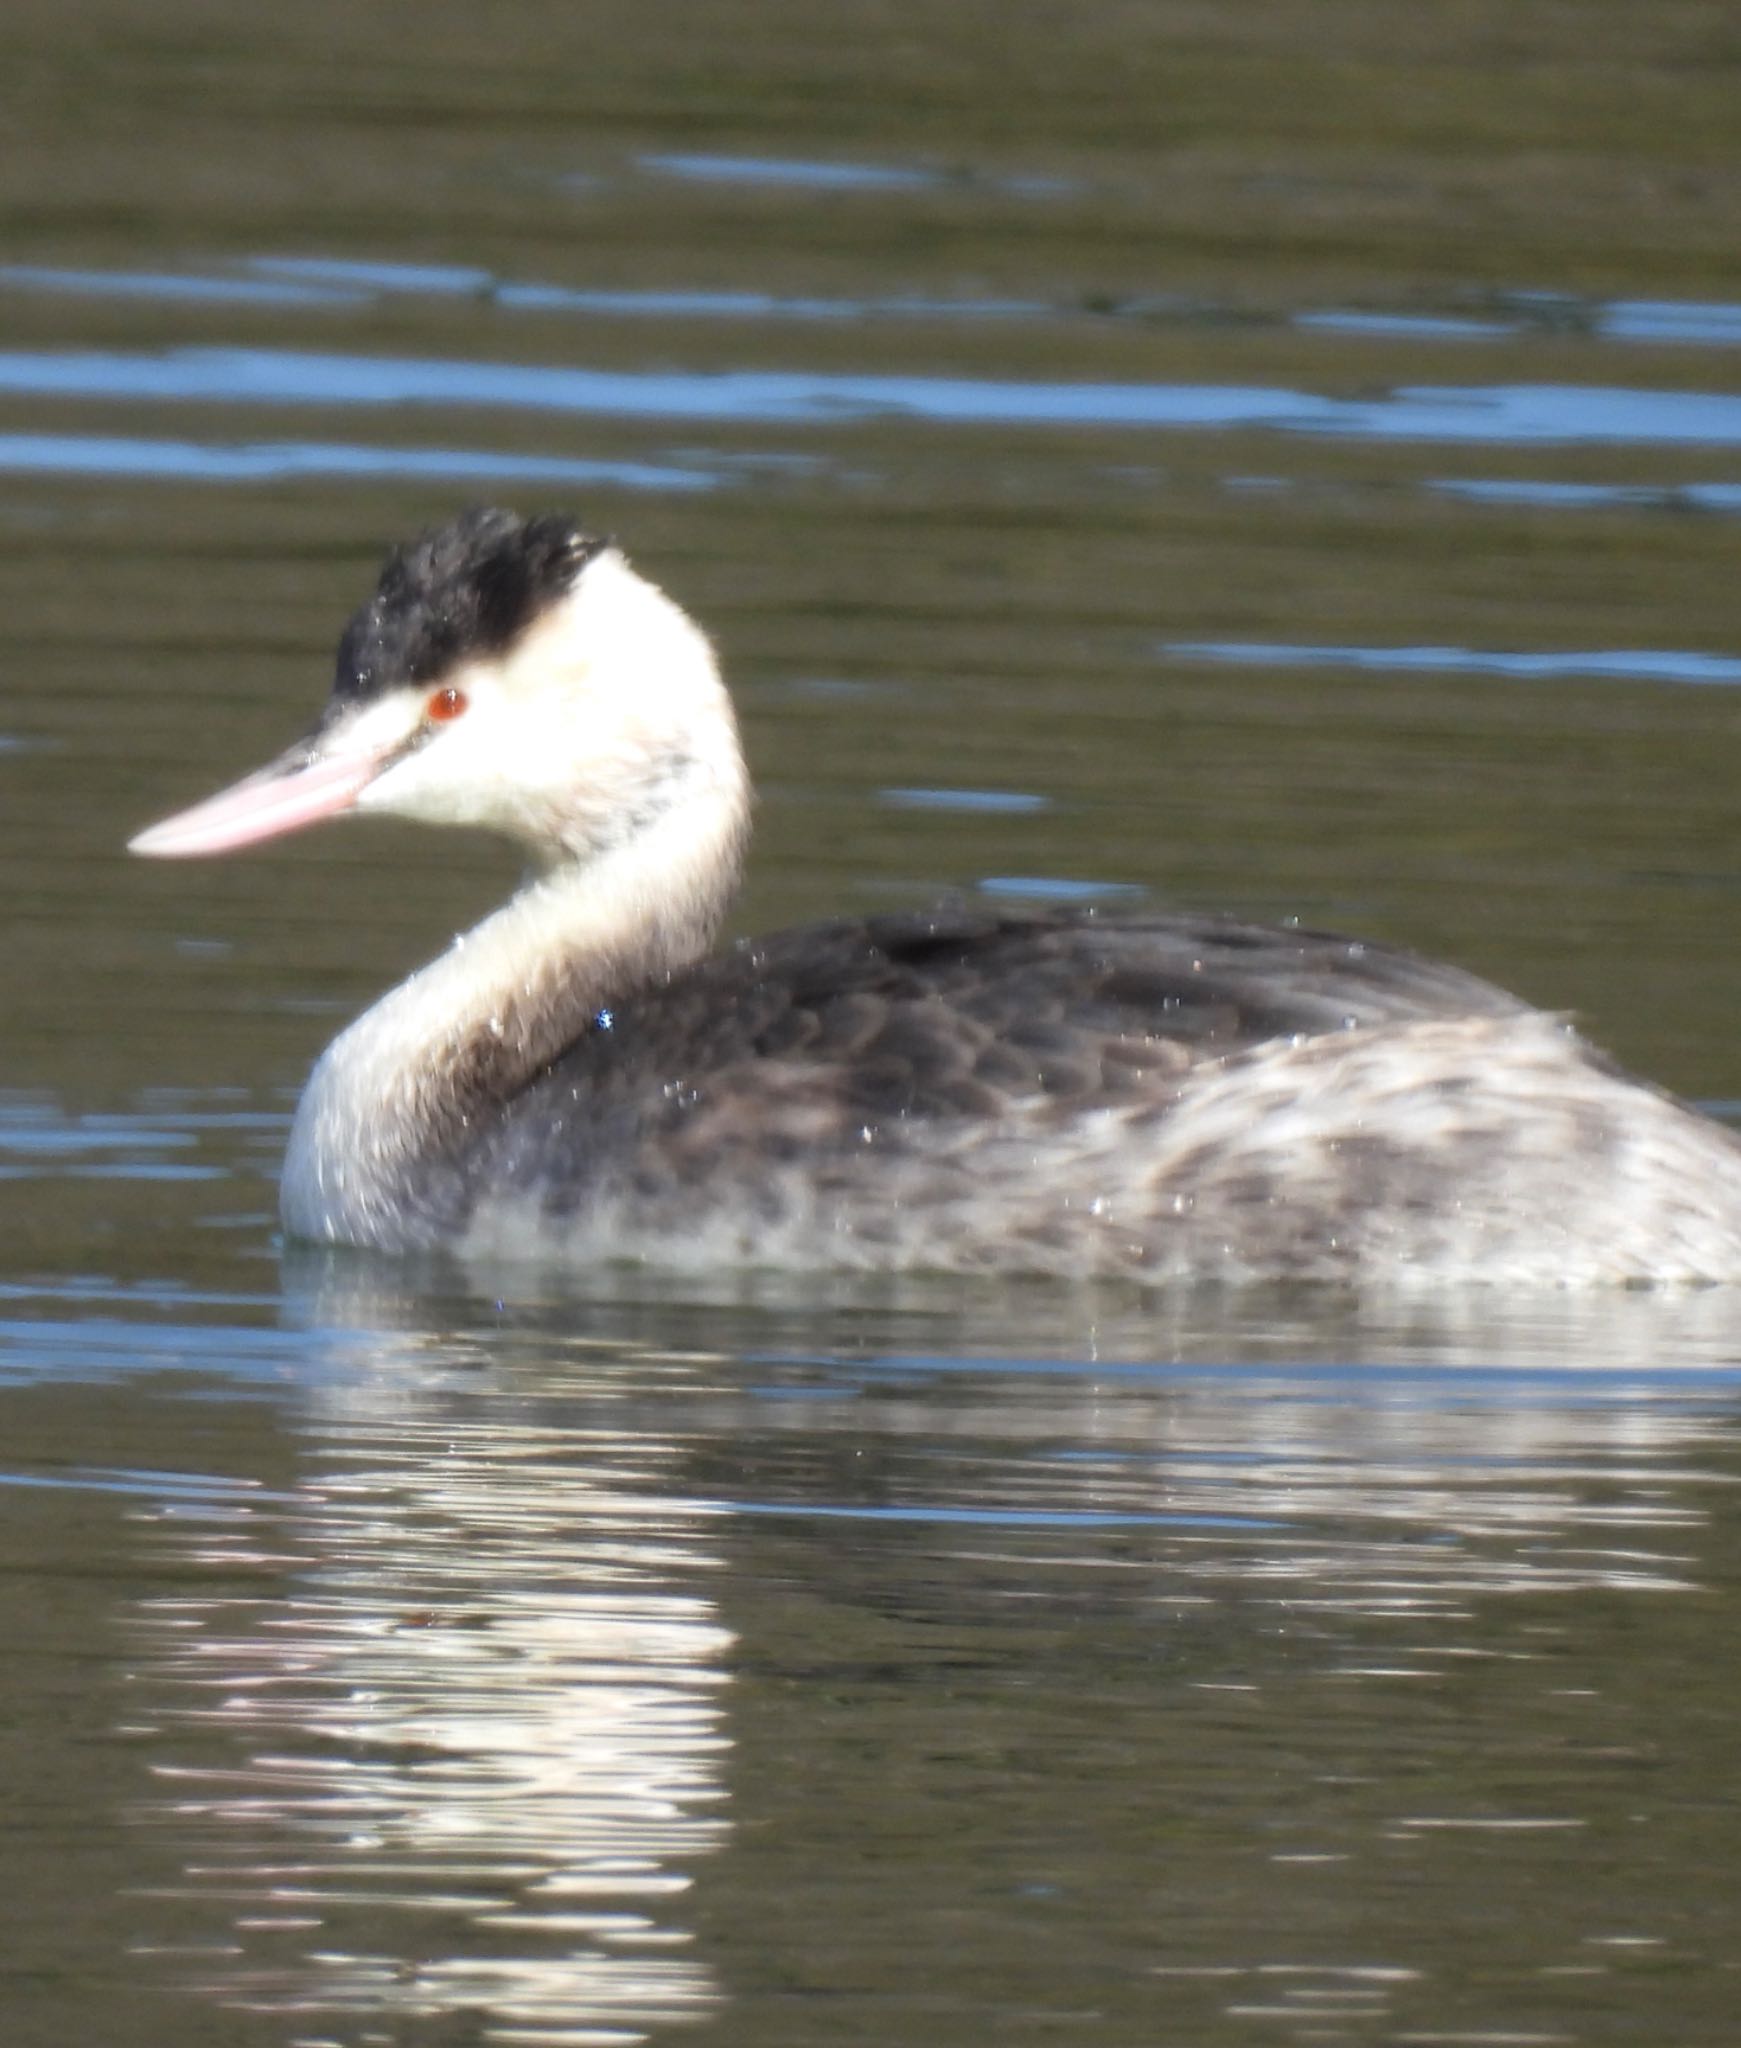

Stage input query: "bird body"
[{"left": 132, "top": 510, "right": 1741, "bottom": 1286}]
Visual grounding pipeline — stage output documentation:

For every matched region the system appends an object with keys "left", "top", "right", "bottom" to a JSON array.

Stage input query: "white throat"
[{"left": 281, "top": 556, "right": 751, "bottom": 1248}]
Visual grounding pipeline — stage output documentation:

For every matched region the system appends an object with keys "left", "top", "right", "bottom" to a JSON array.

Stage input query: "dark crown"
[{"left": 332, "top": 508, "right": 605, "bottom": 703}]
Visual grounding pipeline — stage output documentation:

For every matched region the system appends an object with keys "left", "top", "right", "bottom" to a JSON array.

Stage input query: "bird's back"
[
  {"left": 406, "top": 906, "right": 1741, "bottom": 1285},
  {"left": 486, "top": 903, "right": 1527, "bottom": 1173}
]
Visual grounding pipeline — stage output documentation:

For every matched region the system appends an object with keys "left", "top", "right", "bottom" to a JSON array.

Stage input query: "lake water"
[{"left": 5, "top": 2, "right": 1741, "bottom": 2041}]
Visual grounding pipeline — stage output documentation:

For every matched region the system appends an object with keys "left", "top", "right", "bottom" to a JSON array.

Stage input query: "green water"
[{"left": 3, "top": 0, "right": 1741, "bottom": 2041}]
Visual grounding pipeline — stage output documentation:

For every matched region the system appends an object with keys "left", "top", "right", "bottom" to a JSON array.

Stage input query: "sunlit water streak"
[
  {"left": 14, "top": 427, "right": 1734, "bottom": 520},
  {"left": 6, "top": 347, "right": 1741, "bottom": 447},
  {"left": 715, "top": 1358, "right": 1738, "bottom": 1611},
  {"left": 126, "top": 1351, "right": 732, "bottom": 2042},
  {"left": 1161, "top": 643, "right": 1741, "bottom": 687},
  {"left": 0, "top": 1094, "right": 283, "bottom": 1203},
  {"left": 0, "top": 433, "right": 721, "bottom": 490},
  {"left": 631, "top": 147, "right": 1046, "bottom": 193},
  {"left": 1428, "top": 478, "right": 1741, "bottom": 516},
  {"left": 879, "top": 786, "right": 1051, "bottom": 814}
]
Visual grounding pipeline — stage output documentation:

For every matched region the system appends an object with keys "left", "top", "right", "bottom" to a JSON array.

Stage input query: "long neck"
[{"left": 281, "top": 767, "right": 748, "bottom": 1249}]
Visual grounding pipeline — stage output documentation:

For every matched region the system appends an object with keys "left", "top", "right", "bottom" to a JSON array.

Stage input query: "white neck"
[{"left": 280, "top": 566, "right": 751, "bottom": 1249}]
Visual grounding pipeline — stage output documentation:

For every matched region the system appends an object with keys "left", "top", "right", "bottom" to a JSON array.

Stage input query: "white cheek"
[
  {"left": 354, "top": 695, "right": 596, "bottom": 834},
  {"left": 329, "top": 693, "right": 426, "bottom": 770},
  {"left": 355, "top": 747, "right": 448, "bottom": 822},
  {"left": 360, "top": 725, "right": 499, "bottom": 825}
]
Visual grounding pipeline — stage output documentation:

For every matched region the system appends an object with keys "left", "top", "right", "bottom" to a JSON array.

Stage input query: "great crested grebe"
[{"left": 132, "top": 508, "right": 1741, "bottom": 1284}]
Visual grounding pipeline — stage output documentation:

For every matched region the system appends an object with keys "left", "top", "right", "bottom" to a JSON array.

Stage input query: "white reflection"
[{"left": 128, "top": 1308, "right": 731, "bottom": 2043}]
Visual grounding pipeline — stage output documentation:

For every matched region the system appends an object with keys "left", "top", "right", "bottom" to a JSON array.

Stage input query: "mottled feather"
[{"left": 411, "top": 904, "right": 1741, "bottom": 1284}]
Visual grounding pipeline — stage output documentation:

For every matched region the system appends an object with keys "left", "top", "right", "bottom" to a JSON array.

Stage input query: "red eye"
[{"left": 427, "top": 686, "right": 469, "bottom": 723}]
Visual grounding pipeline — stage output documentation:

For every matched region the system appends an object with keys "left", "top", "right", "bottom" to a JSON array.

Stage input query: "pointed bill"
[{"left": 128, "top": 732, "right": 399, "bottom": 858}]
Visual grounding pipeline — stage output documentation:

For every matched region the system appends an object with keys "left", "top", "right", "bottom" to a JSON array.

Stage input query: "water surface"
[{"left": 4, "top": 1, "right": 1741, "bottom": 2041}]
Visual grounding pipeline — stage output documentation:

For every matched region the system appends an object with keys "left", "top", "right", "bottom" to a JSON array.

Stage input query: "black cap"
[{"left": 331, "top": 509, "right": 607, "bottom": 704}]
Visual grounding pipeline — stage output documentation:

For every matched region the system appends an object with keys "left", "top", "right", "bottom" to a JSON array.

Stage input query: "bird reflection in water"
[{"left": 125, "top": 1296, "right": 732, "bottom": 2042}]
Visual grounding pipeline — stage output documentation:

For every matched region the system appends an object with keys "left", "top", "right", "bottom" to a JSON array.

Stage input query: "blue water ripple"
[
  {"left": 1429, "top": 478, "right": 1741, "bottom": 516},
  {"left": 721, "top": 1498, "right": 1286, "bottom": 1531},
  {"left": 0, "top": 432, "right": 719, "bottom": 490},
  {"left": 6, "top": 348, "right": 1741, "bottom": 447},
  {"left": 0, "top": 263, "right": 362, "bottom": 307},
  {"left": 638, "top": 152, "right": 942, "bottom": 191},
  {"left": 881, "top": 787, "right": 1051, "bottom": 813},
  {"left": 1162, "top": 641, "right": 1741, "bottom": 687}
]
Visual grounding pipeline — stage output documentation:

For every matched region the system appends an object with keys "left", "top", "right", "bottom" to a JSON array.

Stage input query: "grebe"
[{"left": 131, "top": 508, "right": 1741, "bottom": 1285}]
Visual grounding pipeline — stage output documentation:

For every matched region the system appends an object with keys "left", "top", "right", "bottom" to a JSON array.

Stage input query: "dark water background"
[{"left": 5, "top": 2, "right": 1741, "bottom": 2041}]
